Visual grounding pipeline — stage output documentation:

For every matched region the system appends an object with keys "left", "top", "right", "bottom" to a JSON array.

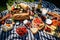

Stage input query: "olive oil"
[
  {"left": 37, "top": 0, "right": 42, "bottom": 9},
  {"left": 36, "top": 0, "right": 42, "bottom": 13}
]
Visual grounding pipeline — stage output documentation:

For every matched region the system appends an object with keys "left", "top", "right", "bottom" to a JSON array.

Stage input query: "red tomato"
[
  {"left": 34, "top": 18, "right": 42, "bottom": 24},
  {"left": 45, "top": 27, "right": 51, "bottom": 32},
  {"left": 16, "top": 27, "right": 28, "bottom": 36},
  {"left": 52, "top": 20, "right": 58, "bottom": 26},
  {"left": 58, "top": 21, "right": 60, "bottom": 27}
]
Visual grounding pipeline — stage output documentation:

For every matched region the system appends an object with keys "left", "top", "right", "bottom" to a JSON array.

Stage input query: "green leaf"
[
  {"left": 7, "top": 0, "right": 16, "bottom": 6},
  {"left": 7, "top": 3, "right": 11, "bottom": 10}
]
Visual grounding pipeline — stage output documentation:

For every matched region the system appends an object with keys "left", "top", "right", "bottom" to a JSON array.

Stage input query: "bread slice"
[
  {"left": 30, "top": 28, "right": 38, "bottom": 34},
  {"left": 43, "top": 30, "right": 55, "bottom": 35},
  {"left": 43, "top": 25, "right": 55, "bottom": 35},
  {"left": 32, "top": 17, "right": 44, "bottom": 30}
]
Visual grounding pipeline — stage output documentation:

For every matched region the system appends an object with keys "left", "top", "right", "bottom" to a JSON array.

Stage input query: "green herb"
[
  {"left": 34, "top": 14, "right": 38, "bottom": 17},
  {"left": 6, "top": 3, "right": 11, "bottom": 11},
  {"left": 7, "top": 0, "right": 16, "bottom": 6}
]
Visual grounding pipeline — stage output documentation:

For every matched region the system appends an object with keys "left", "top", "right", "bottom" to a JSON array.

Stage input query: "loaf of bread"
[
  {"left": 19, "top": 3, "right": 30, "bottom": 10},
  {"left": 12, "top": 13, "right": 30, "bottom": 20}
]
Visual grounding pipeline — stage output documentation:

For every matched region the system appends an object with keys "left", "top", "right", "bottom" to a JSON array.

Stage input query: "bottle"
[
  {"left": 36, "top": 0, "right": 42, "bottom": 13},
  {"left": 37, "top": 0, "right": 42, "bottom": 9}
]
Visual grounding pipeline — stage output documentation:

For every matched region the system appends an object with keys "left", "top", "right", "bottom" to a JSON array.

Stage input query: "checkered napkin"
[
  {"left": 0, "top": 1, "right": 60, "bottom": 40},
  {"left": 0, "top": 25, "right": 56, "bottom": 40}
]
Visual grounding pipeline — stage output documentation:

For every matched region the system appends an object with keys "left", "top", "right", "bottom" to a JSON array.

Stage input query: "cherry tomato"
[
  {"left": 58, "top": 21, "right": 60, "bottom": 27},
  {"left": 45, "top": 27, "right": 51, "bottom": 32},
  {"left": 16, "top": 27, "right": 28, "bottom": 36},
  {"left": 34, "top": 18, "right": 42, "bottom": 24},
  {"left": 52, "top": 20, "right": 58, "bottom": 26}
]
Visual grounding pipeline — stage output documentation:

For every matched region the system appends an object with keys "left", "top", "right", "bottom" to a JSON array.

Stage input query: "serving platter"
[{"left": 0, "top": 1, "right": 60, "bottom": 40}]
